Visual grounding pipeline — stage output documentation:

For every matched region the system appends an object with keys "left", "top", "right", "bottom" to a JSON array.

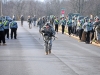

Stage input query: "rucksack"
[{"left": 28, "top": 18, "right": 31, "bottom": 23}]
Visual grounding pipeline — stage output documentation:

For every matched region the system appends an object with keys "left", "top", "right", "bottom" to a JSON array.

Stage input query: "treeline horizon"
[{"left": 0, "top": 0, "right": 100, "bottom": 20}]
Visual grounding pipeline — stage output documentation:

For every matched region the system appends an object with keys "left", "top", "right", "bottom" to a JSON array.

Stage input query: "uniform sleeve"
[
  {"left": 9, "top": 23, "right": 11, "bottom": 29},
  {"left": 51, "top": 27, "right": 56, "bottom": 36},
  {"left": 40, "top": 27, "right": 45, "bottom": 33},
  {"left": 16, "top": 22, "right": 18, "bottom": 28}
]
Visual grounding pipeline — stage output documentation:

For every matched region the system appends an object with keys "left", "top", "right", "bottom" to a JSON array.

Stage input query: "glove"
[
  {"left": 50, "top": 33, "right": 55, "bottom": 37},
  {"left": 41, "top": 30, "right": 45, "bottom": 33},
  {"left": 44, "top": 33, "right": 48, "bottom": 36},
  {"left": 52, "top": 35, "right": 55, "bottom": 37}
]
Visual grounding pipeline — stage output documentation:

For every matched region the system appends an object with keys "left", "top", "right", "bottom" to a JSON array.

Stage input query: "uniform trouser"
[
  {"left": 62, "top": 25, "right": 65, "bottom": 34},
  {"left": 50, "top": 21, "right": 53, "bottom": 25},
  {"left": 78, "top": 29, "right": 83, "bottom": 40},
  {"left": 4, "top": 29, "right": 9, "bottom": 39},
  {"left": 55, "top": 24, "right": 58, "bottom": 32},
  {"left": 38, "top": 25, "right": 42, "bottom": 38},
  {"left": 11, "top": 28, "right": 17, "bottom": 39},
  {"left": 0, "top": 31, "right": 5, "bottom": 43},
  {"left": 38, "top": 25, "right": 43, "bottom": 32},
  {"left": 44, "top": 39, "right": 52, "bottom": 52},
  {"left": 85, "top": 31, "right": 90, "bottom": 43},
  {"left": 90, "top": 29, "right": 94, "bottom": 41},
  {"left": 21, "top": 20, "right": 23, "bottom": 26},
  {"left": 72, "top": 26, "right": 76, "bottom": 34},
  {"left": 29, "top": 22, "right": 32, "bottom": 29},
  {"left": 38, "top": 26, "right": 41, "bottom": 33},
  {"left": 33, "top": 21, "right": 36, "bottom": 26},
  {"left": 95, "top": 30, "right": 100, "bottom": 41},
  {"left": 68, "top": 26, "right": 72, "bottom": 35}
]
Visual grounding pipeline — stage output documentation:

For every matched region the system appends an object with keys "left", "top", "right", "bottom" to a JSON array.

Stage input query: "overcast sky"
[
  {"left": 6, "top": 0, "right": 45, "bottom": 2},
  {"left": 38, "top": 0, "right": 44, "bottom": 2}
]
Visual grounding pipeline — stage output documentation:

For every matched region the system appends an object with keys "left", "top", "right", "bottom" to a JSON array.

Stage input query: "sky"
[
  {"left": 6, "top": 0, "right": 45, "bottom": 2},
  {"left": 38, "top": 0, "right": 44, "bottom": 2}
]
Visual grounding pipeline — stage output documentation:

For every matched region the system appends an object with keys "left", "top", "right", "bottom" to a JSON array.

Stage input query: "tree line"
[{"left": 0, "top": 0, "right": 100, "bottom": 20}]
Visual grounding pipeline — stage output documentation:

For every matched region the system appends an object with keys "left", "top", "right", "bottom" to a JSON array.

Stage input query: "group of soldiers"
[
  {"left": 20, "top": 15, "right": 38, "bottom": 28},
  {"left": 0, "top": 17, "right": 18, "bottom": 46},
  {"left": 1, "top": 14, "right": 99, "bottom": 46},
  {"left": 66, "top": 16, "right": 100, "bottom": 44},
  {"left": 1, "top": 14, "right": 100, "bottom": 53},
  {"left": 26, "top": 15, "right": 37, "bottom": 29},
  {"left": 37, "top": 15, "right": 100, "bottom": 44}
]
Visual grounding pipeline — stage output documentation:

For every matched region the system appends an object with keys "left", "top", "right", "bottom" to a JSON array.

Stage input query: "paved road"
[{"left": 0, "top": 21, "right": 100, "bottom": 75}]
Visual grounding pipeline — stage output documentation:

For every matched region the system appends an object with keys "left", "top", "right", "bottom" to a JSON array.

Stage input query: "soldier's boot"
[
  {"left": 45, "top": 51, "right": 48, "bottom": 55},
  {"left": 90, "top": 41, "right": 92, "bottom": 44},
  {"left": 48, "top": 50, "right": 51, "bottom": 54},
  {"left": 3, "top": 43, "right": 7, "bottom": 46}
]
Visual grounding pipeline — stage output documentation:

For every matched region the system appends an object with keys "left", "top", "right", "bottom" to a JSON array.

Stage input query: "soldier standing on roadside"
[
  {"left": 10, "top": 20, "right": 18, "bottom": 39},
  {"left": 54, "top": 17, "right": 59, "bottom": 34},
  {"left": 27, "top": 16, "right": 32, "bottom": 29},
  {"left": 93, "top": 17, "right": 100, "bottom": 43},
  {"left": 61, "top": 17, "right": 66, "bottom": 34},
  {"left": 3, "top": 19, "right": 10, "bottom": 39},
  {"left": 0, "top": 19, "right": 6, "bottom": 45},
  {"left": 67, "top": 18, "right": 72, "bottom": 36}
]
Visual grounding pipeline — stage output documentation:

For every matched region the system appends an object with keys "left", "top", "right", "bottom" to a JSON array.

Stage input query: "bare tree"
[{"left": 1, "top": 0, "right": 100, "bottom": 20}]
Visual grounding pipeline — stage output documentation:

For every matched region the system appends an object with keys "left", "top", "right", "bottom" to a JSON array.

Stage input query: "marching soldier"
[
  {"left": 33, "top": 15, "right": 37, "bottom": 26},
  {"left": 20, "top": 15, "right": 24, "bottom": 26},
  {"left": 27, "top": 16, "right": 32, "bottom": 29},
  {"left": 37, "top": 18, "right": 43, "bottom": 32},
  {"left": 40, "top": 22, "right": 56, "bottom": 55}
]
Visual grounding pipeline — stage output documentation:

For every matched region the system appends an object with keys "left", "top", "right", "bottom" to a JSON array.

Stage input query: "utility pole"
[
  {"left": 0, "top": 0, "right": 2, "bottom": 16},
  {"left": 78, "top": 0, "right": 80, "bottom": 13}
]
